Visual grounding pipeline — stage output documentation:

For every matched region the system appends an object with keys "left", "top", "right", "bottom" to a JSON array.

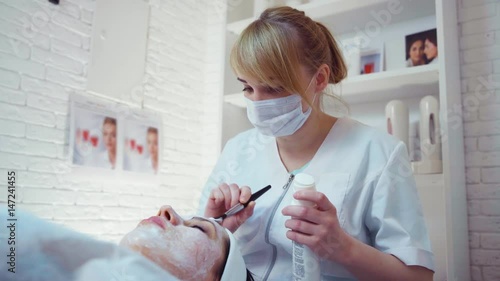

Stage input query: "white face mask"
[
  {"left": 246, "top": 94, "right": 312, "bottom": 137},
  {"left": 245, "top": 76, "right": 317, "bottom": 137}
]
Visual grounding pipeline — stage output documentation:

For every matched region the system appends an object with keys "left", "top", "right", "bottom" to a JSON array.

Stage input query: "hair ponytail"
[{"left": 315, "top": 22, "right": 347, "bottom": 84}]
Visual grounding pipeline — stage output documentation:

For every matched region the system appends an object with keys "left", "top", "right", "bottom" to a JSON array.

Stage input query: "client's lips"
[{"left": 143, "top": 216, "right": 166, "bottom": 229}]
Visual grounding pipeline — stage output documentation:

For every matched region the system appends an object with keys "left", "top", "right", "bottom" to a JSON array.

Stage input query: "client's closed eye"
[
  {"left": 187, "top": 217, "right": 219, "bottom": 239},
  {"left": 191, "top": 225, "right": 205, "bottom": 232}
]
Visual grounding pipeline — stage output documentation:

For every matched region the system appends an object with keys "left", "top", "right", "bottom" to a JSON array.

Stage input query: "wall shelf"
[
  {"left": 227, "top": 0, "right": 435, "bottom": 36},
  {"left": 339, "top": 64, "right": 439, "bottom": 103},
  {"left": 224, "top": 64, "right": 439, "bottom": 108}
]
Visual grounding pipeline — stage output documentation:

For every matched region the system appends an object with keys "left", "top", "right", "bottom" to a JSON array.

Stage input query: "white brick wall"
[
  {"left": 0, "top": 0, "right": 225, "bottom": 243},
  {"left": 460, "top": 0, "right": 500, "bottom": 280},
  {"left": 2, "top": 0, "right": 499, "bottom": 277}
]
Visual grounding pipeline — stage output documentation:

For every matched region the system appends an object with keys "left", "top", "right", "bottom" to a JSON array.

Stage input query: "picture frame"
[
  {"left": 123, "top": 112, "right": 161, "bottom": 175},
  {"left": 359, "top": 43, "right": 384, "bottom": 75},
  {"left": 405, "top": 28, "right": 438, "bottom": 67},
  {"left": 70, "top": 96, "right": 120, "bottom": 171}
]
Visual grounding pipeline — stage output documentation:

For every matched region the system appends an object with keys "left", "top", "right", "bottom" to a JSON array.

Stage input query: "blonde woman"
[{"left": 199, "top": 6, "right": 434, "bottom": 281}]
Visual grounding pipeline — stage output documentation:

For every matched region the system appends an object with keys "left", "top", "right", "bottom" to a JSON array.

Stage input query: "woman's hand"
[
  {"left": 204, "top": 183, "right": 255, "bottom": 233},
  {"left": 281, "top": 189, "right": 354, "bottom": 264},
  {"left": 283, "top": 190, "right": 434, "bottom": 281}
]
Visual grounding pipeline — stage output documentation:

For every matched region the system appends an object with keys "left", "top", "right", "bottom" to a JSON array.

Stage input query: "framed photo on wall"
[
  {"left": 123, "top": 113, "right": 161, "bottom": 175},
  {"left": 405, "top": 28, "right": 438, "bottom": 67},
  {"left": 70, "top": 97, "right": 119, "bottom": 170}
]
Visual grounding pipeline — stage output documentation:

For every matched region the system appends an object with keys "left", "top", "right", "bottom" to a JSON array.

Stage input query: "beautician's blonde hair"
[{"left": 230, "top": 6, "right": 348, "bottom": 109}]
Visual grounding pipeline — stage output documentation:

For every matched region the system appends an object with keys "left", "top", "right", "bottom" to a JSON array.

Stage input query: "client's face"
[{"left": 120, "top": 205, "right": 229, "bottom": 281}]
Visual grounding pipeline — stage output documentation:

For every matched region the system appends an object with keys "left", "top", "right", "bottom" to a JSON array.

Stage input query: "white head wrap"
[{"left": 220, "top": 229, "right": 247, "bottom": 281}]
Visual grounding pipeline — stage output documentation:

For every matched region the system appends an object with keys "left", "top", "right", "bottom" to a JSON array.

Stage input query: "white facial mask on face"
[
  {"left": 245, "top": 76, "right": 317, "bottom": 137},
  {"left": 120, "top": 223, "right": 220, "bottom": 281}
]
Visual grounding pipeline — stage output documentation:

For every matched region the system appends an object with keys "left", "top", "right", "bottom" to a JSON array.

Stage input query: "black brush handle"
[
  {"left": 243, "top": 185, "right": 272, "bottom": 207},
  {"left": 214, "top": 185, "right": 272, "bottom": 220}
]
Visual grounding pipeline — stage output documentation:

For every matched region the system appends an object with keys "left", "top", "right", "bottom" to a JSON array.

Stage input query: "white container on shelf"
[
  {"left": 412, "top": 95, "right": 442, "bottom": 174},
  {"left": 409, "top": 120, "right": 421, "bottom": 162},
  {"left": 385, "top": 100, "right": 409, "bottom": 152}
]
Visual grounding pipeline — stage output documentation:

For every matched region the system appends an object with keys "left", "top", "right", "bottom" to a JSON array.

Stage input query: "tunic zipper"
[{"left": 262, "top": 174, "right": 295, "bottom": 281}]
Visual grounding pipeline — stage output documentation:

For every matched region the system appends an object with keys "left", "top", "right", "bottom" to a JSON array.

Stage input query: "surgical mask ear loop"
[{"left": 303, "top": 73, "right": 319, "bottom": 113}]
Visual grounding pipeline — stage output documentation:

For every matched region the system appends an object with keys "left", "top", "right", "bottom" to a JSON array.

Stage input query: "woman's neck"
[{"left": 276, "top": 111, "right": 336, "bottom": 172}]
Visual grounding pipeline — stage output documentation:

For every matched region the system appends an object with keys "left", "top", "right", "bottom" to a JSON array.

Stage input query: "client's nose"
[{"left": 158, "top": 205, "right": 183, "bottom": 225}]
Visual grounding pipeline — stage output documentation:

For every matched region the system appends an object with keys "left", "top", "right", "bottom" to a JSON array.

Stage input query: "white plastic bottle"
[{"left": 291, "top": 173, "right": 321, "bottom": 281}]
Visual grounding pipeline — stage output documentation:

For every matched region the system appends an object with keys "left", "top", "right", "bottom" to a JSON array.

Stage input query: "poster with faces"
[
  {"left": 71, "top": 98, "right": 118, "bottom": 170},
  {"left": 123, "top": 115, "right": 160, "bottom": 174},
  {"left": 70, "top": 95, "right": 161, "bottom": 174}
]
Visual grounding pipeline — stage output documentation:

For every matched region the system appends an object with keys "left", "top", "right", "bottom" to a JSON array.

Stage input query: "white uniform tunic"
[{"left": 198, "top": 118, "right": 435, "bottom": 281}]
